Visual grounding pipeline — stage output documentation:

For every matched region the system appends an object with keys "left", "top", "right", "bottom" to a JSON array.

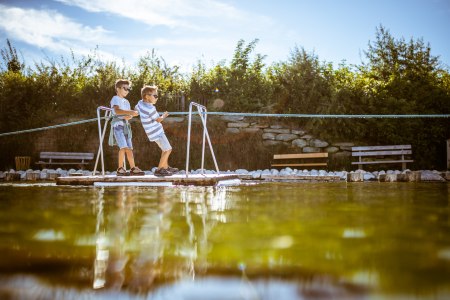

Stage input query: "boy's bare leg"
[
  {"left": 125, "top": 149, "right": 136, "bottom": 169},
  {"left": 118, "top": 149, "right": 126, "bottom": 169},
  {"left": 158, "top": 149, "right": 171, "bottom": 169}
]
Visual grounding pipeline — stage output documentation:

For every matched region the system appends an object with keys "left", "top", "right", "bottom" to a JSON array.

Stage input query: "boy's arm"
[
  {"left": 156, "top": 111, "right": 169, "bottom": 123},
  {"left": 113, "top": 105, "right": 138, "bottom": 117}
]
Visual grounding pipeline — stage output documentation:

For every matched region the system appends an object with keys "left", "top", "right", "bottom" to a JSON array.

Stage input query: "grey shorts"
[
  {"left": 113, "top": 125, "right": 133, "bottom": 149},
  {"left": 154, "top": 133, "right": 172, "bottom": 152}
]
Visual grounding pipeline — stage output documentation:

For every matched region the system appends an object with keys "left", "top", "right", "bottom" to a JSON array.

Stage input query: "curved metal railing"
[{"left": 185, "top": 102, "right": 219, "bottom": 178}]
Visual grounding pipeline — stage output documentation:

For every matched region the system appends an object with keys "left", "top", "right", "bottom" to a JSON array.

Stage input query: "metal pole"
[
  {"left": 94, "top": 107, "right": 103, "bottom": 176},
  {"left": 198, "top": 109, "right": 219, "bottom": 174},
  {"left": 200, "top": 106, "right": 206, "bottom": 175},
  {"left": 94, "top": 106, "right": 112, "bottom": 176},
  {"left": 185, "top": 102, "right": 220, "bottom": 178},
  {"left": 185, "top": 104, "right": 193, "bottom": 178}
]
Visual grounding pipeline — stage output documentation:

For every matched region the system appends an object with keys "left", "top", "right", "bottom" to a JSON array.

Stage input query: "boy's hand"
[
  {"left": 162, "top": 111, "right": 169, "bottom": 118},
  {"left": 131, "top": 110, "right": 139, "bottom": 116}
]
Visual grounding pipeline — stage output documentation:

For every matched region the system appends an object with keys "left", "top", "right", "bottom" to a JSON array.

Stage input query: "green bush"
[{"left": 1, "top": 27, "right": 449, "bottom": 171}]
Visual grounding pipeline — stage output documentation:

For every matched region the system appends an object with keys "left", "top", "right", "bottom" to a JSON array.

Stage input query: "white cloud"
[
  {"left": 0, "top": 1, "right": 284, "bottom": 69},
  {"left": 0, "top": 4, "right": 117, "bottom": 59},
  {"left": 55, "top": 0, "right": 244, "bottom": 29},
  {"left": 50, "top": 0, "right": 279, "bottom": 65}
]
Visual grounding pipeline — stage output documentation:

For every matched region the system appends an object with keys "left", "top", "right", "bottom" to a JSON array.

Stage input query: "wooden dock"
[{"left": 56, "top": 174, "right": 241, "bottom": 187}]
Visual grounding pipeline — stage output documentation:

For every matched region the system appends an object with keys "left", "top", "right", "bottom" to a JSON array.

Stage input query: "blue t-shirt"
[{"left": 110, "top": 95, "right": 131, "bottom": 127}]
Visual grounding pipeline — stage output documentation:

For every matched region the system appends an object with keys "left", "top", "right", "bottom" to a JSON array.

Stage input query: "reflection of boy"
[
  {"left": 134, "top": 85, "right": 178, "bottom": 177},
  {"left": 109, "top": 79, "right": 144, "bottom": 176}
]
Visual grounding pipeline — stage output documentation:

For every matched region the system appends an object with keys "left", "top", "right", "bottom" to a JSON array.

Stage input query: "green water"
[{"left": 0, "top": 182, "right": 449, "bottom": 299}]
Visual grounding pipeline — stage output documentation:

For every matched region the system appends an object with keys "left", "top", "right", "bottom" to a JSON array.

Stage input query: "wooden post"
[
  {"left": 447, "top": 139, "right": 450, "bottom": 169},
  {"left": 397, "top": 173, "right": 407, "bottom": 182},
  {"left": 401, "top": 152, "right": 405, "bottom": 170},
  {"left": 379, "top": 173, "right": 397, "bottom": 182},
  {"left": 6, "top": 172, "right": 21, "bottom": 181},
  {"left": 47, "top": 172, "right": 60, "bottom": 180},
  {"left": 181, "top": 92, "right": 185, "bottom": 111},
  {"left": 26, "top": 171, "right": 41, "bottom": 181},
  {"left": 408, "top": 171, "right": 421, "bottom": 182},
  {"left": 386, "top": 174, "right": 397, "bottom": 182},
  {"left": 445, "top": 171, "right": 450, "bottom": 181},
  {"left": 347, "top": 172, "right": 364, "bottom": 182},
  {"left": 397, "top": 171, "right": 421, "bottom": 182}
]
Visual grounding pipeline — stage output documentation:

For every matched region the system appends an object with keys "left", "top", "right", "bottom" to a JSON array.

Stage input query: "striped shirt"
[{"left": 135, "top": 100, "right": 164, "bottom": 141}]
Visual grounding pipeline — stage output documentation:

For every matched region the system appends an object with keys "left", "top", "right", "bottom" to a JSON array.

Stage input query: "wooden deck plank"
[
  {"left": 351, "top": 160, "right": 414, "bottom": 165},
  {"left": 351, "top": 145, "right": 411, "bottom": 151},
  {"left": 261, "top": 175, "right": 341, "bottom": 182},
  {"left": 274, "top": 153, "right": 328, "bottom": 159},
  {"left": 56, "top": 174, "right": 240, "bottom": 186},
  {"left": 271, "top": 163, "right": 327, "bottom": 167},
  {"left": 351, "top": 150, "right": 412, "bottom": 157}
]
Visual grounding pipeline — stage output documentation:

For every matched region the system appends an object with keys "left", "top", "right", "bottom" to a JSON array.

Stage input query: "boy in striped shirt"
[{"left": 135, "top": 85, "right": 178, "bottom": 177}]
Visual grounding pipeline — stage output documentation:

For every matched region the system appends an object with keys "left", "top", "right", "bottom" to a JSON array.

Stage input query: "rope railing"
[{"left": 1, "top": 112, "right": 449, "bottom": 137}]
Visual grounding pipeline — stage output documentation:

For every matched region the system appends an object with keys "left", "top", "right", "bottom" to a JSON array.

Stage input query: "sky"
[{"left": 0, "top": 0, "right": 449, "bottom": 72}]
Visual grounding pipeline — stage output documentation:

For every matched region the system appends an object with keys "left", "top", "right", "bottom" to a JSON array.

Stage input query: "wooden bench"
[
  {"left": 272, "top": 152, "right": 328, "bottom": 168},
  {"left": 351, "top": 145, "right": 413, "bottom": 170},
  {"left": 35, "top": 152, "right": 94, "bottom": 169}
]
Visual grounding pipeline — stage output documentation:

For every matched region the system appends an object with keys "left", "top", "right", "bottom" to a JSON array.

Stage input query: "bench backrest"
[
  {"left": 40, "top": 152, "right": 94, "bottom": 160},
  {"left": 351, "top": 145, "right": 412, "bottom": 157},
  {"left": 274, "top": 153, "right": 328, "bottom": 160}
]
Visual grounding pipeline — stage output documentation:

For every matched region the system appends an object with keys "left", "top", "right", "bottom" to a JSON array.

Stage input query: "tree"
[
  {"left": 188, "top": 39, "right": 271, "bottom": 112},
  {"left": 0, "top": 39, "right": 24, "bottom": 73},
  {"left": 360, "top": 25, "right": 450, "bottom": 168},
  {"left": 270, "top": 47, "right": 332, "bottom": 115}
]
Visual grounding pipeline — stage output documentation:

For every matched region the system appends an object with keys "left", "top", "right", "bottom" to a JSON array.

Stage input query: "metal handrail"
[
  {"left": 185, "top": 102, "right": 219, "bottom": 178},
  {"left": 93, "top": 106, "right": 112, "bottom": 176}
]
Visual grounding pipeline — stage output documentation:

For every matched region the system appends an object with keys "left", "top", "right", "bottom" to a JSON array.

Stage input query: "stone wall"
[{"left": 220, "top": 115, "right": 353, "bottom": 156}]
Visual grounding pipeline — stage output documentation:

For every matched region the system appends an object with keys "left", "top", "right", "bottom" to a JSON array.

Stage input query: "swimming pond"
[{"left": 0, "top": 182, "right": 449, "bottom": 299}]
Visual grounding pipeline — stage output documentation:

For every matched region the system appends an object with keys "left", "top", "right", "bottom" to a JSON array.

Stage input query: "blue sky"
[{"left": 0, "top": 0, "right": 449, "bottom": 71}]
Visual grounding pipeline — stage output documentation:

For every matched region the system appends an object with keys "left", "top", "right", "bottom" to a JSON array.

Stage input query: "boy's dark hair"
[
  {"left": 141, "top": 85, "right": 158, "bottom": 99},
  {"left": 115, "top": 79, "right": 131, "bottom": 90}
]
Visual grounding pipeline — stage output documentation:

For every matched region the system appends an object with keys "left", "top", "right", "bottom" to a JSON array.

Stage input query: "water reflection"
[
  {"left": 86, "top": 183, "right": 450, "bottom": 298},
  {"left": 91, "top": 186, "right": 241, "bottom": 292},
  {"left": 0, "top": 182, "right": 449, "bottom": 299},
  {"left": 128, "top": 187, "right": 174, "bottom": 291},
  {"left": 93, "top": 186, "right": 106, "bottom": 289}
]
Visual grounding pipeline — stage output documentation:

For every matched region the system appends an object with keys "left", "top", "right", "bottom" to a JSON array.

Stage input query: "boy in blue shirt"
[{"left": 109, "top": 79, "right": 144, "bottom": 176}]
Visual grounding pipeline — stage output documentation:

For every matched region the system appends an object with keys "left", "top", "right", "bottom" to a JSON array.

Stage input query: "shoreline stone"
[{"left": 0, "top": 168, "right": 447, "bottom": 183}]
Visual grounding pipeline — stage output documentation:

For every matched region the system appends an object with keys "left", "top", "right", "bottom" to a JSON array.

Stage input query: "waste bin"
[{"left": 15, "top": 156, "right": 31, "bottom": 170}]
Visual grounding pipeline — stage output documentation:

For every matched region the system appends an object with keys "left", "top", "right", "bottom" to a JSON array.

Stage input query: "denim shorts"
[
  {"left": 154, "top": 133, "right": 172, "bottom": 152},
  {"left": 113, "top": 125, "right": 133, "bottom": 149}
]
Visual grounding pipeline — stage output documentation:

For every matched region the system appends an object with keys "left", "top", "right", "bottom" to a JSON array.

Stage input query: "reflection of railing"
[
  {"left": 93, "top": 187, "right": 108, "bottom": 289},
  {"left": 93, "top": 106, "right": 113, "bottom": 176},
  {"left": 185, "top": 102, "right": 219, "bottom": 178}
]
